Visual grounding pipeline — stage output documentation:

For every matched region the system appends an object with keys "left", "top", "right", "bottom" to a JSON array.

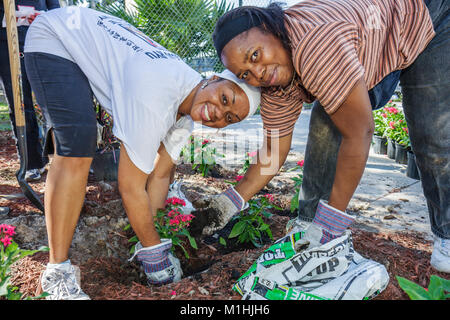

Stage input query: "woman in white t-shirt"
[{"left": 23, "top": 7, "right": 260, "bottom": 299}]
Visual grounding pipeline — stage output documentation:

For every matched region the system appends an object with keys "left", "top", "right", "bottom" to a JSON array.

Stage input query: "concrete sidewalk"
[{"left": 193, "top": 108, "right": 432, "bottom": 240}]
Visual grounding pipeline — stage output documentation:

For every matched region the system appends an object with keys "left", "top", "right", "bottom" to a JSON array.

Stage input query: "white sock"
[{"left": 46, "top": 259, "right": 72, "bottom": 272}]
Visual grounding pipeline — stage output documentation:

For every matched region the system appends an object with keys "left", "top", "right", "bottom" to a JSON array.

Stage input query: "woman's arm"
[
  {"left": 328, "top": 77, "right": 374, "bottom": 211},
  {"left": 235, "top": 132, "right": 293, "bottom": 202},
  {"left": 118, "top": 143, "right": 160, "bottom": 247},
  {"left": 146, "top": 143, "right": 175, "bottom": 216}
]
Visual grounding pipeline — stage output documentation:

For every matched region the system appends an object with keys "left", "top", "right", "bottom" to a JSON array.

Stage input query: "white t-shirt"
[{"left": 24, "top": 7, "right": 202, "bottom": 174}]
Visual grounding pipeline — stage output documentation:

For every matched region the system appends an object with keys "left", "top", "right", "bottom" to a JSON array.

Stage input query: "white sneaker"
[
  {"left": 40, "top": 263, "right": 90, "bottom": 300},
  {"left": 167, "top": 180, "right": 195, "bottom": 214},
  {"left": 25, "top": 167, "right": 46, "bottom": 182},
  {"left": 430, "top": 236, "right": 450, "bottom": 273}
]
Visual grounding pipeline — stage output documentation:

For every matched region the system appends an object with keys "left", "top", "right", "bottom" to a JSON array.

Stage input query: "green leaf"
[
  {"left": 128, "top": 235, "right": 139, "bottom": 243},
  {"left": 0, "top": 276, "right": 11, "bottom": 296},
  {"left": 428, "top": 275, "right": 444, "bottom": 299},
  {"left": 396, "top": 276, "right": 432, "bottom": 300},
  {"left": 219, "top": 237, "right": 227, "bottom": 247},
  {"left": 228, "top": 221, "right": 247, "bottom": 239}
]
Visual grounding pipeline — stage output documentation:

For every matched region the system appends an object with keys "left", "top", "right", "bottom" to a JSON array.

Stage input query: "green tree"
[{"left": 96, "top": 0, "right": 234, "bottom": 72}]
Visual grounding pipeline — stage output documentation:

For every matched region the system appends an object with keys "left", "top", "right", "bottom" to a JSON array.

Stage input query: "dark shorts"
[{"left": 24, "top": 52, "right": 97, "bottom": 158}]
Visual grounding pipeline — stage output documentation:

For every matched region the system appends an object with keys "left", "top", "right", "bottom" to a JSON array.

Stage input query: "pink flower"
[
  {"left": 263, "top": 194, "right": 274, "bottom": 202},
  {"left": 381, "top": 113, "right": 387, "bottom": 118},
  {"left": 403, "top": 127, "right": 408, "bottom": 133},
  {"left": 235, "top": 175, "right": 244, "bottom": 182},
  {"left": 165, "top": 197, "right": 186, "bottom": 207},
  {"left": 1, "top": 235, "right": 12, "bottom": 247},
  {"left": 202, "top": 139, "right": 210, "bottom": 145},
  {"left": 297, "top": 160, "right": 304, "bottom": 167},
  {"left": 0, "top": 224, "right": 15, "bottom": 237},
  {"left": 389, "top": 121, "right": 396, "bottom": 130},
  {"left": 247, "top": 151, "right": 257, "bottom": 158},
  {"left": 169, "top": 219, "right": 180, "bottom": 226},
  {"left": 170, "top": 290, "right": 177, "bottom": 296}
]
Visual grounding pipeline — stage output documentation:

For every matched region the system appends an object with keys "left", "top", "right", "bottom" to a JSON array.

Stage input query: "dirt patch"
[{"left": 1, "top": 130, "right": 448, "bottom": 300}]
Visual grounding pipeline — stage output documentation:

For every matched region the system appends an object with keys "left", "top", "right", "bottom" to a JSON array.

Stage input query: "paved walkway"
[{"left": 193, "top": 108, "right": 432, "bottom": 240}]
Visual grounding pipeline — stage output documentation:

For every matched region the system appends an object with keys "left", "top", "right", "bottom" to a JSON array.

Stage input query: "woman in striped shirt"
[{"left": 193, "top": 0, "right": 449, "bottom": 273}]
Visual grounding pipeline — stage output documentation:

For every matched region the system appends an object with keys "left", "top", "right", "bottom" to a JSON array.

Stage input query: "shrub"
[
  {"left": 126, "top": 197, "right": 197, "bottom": 259},
  {"left": 0, "top": 224, "right": 49, "bottom": 300},
  {"left": 180, "top": 136, "right": 224, "bottom": 177},
  {"left": 228, "top": 194, "right": 281, "bottom": 248}
]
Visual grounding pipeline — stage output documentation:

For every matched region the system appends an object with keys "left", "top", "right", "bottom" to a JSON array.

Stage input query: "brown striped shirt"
[{"left": 261, "top": 0, "right": 435, "bottom": 138}]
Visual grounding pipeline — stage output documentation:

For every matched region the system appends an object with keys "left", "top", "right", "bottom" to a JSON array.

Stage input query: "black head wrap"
[{"left": 213, "top": 13, "right": 262, "bottom": 59}]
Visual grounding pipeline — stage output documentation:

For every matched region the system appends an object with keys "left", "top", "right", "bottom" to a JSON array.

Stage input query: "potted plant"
[
  {"left": 406, "top": 150, "right": 420, "bottom": 180},
  {"left": 372, "top": 109, "right": 388, "bottom": 154},
  {"left": 383, "top": 104, "right": 404, "bottom": 160},
  {"left": 91, "top": 104, "right": 121, "bottom": 181}
]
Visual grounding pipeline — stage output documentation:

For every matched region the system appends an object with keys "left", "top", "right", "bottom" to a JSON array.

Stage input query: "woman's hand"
[{"left": 328, "top": 77, "right": 374, "bottom": 211}]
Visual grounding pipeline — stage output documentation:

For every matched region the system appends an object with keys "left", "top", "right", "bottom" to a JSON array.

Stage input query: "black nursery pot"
[
  {"left": 394, "top": 142, "right": 409, "bottom": 165},
  {"left": 372, "top": 135, "right": 387, "bottom": 155},
  {"left": 91, "top": 148, "right": 121, "bottom": 181},
  {"left": 387, "top": 139, "right": 396, "bottom": 159},
  {"left": 406, "top": 151, "right": 420, "bottom": 180}
]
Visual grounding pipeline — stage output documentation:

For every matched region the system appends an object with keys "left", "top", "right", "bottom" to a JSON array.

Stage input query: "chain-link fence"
[{"left": 61, "top": 0, "right": 284, "bottom": 76}]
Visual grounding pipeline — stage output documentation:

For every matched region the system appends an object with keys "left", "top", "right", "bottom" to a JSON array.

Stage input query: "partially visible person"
[
  {"left": 24, "top": 7, "right": 260, "bottom": 300},
  {"left": 195, "top": 0, "right": 449, "bottom": 273},
  {"left": 0, "top": 0, "right": 60, "bottom": 181}
]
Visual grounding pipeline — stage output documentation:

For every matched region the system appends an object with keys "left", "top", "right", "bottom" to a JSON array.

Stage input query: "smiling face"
[
  {"left": 189, "top": 77, "right": 250, "bottom": 129},
  {"left": 221, "top": 27, "right": 295, "bottom": 88}
]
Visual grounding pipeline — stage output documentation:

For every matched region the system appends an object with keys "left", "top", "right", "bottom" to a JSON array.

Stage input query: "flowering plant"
[
  {"left": 382, "top": 105, "right": 410, "bottom": 147},
  {"left": 373, "top": 108, "right": 388, "bottom": 137},
  {"left": 0, "top": 224, "right": 49, "bottom": 300},
  {"left": 225, "top": 174, "right": 244, "bottom": 186},
  {"left": 396, "top": 275, "right": 450, "bottom": 300},
  {"left": 180, "top": 136, "right": 224, "bottom": 177},
  {"left": 288, "top": 160, "right": 304, "bottom": 212},
  {"left": 126, "top": 197, "right": 197, "bottom": 259},
  {"left": 228, "top": 194, "right": 281, "bottom": 248},
  {"left": 238, "top": 151, "right": 257, "bottom": 175}
]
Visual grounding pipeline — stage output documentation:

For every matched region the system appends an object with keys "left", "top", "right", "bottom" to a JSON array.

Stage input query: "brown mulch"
[{"left": 1, "top": 130, "right": 449, "bottom": 300}]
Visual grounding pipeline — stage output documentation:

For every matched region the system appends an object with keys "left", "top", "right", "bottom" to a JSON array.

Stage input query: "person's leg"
[
  {"left": 24, "top": 52, "right": 97, "bottom": 265},
  {"left": 400, "top": 0, "right": 449, "bottom": 272},
  {"left": 296, "top": 71, "right": 402, "bottom": 224},
  {"left": 400, "top": 1, "right": 449, "bottom": 239},
  {"left": 45, "top": 152, "right": 93, "bottom": 263},
  {"left": 296, "top": 101, "right": 341, "bottom": 223},
  {"left": 0, "top": 40, "right": 45, "bottom": 171}
]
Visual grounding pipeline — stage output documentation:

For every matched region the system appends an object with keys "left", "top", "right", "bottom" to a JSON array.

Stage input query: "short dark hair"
[{"left": 213, "top": 2, "right": 291, "bottom": 58}]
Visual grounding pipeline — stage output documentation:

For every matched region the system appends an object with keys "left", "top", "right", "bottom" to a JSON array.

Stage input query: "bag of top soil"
[{"left": 233, "top": 230, "right": 389, "bottom": 300}]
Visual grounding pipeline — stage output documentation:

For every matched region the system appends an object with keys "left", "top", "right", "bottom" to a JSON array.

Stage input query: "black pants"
[{"left": 0, "top": 38, "right": 46, "bottom": 169}]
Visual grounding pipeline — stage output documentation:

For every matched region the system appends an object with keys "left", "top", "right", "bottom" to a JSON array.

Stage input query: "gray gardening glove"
[
  {"left": 129, "top": 239, "right": 182, "bottom": 286},
  {"left": 190, "top": 187, "right": 247, "bottom": 236},
  {"left": 294, "top": 200, "right": 355, "bottom": 252}
]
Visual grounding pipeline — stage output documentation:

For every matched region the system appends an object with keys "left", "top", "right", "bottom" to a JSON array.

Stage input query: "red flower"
[
  {"left": 235, "top": 175, "right": 244, "bottom": 182},
  {"left": 389, "top": 121, "right": 396, "bottom": 130},
  {"left": 1, "top": 235, "right": 12, "bottom": 247},
  {"left": 202, "top": 139, "right": 210, "bottom": 145},
  {"left": 263, "top": 194, "right": 274, "bottom": 203},
  {"left": 297, "top": 160, "right": 304, "bottom": 167},
  {"left": 165, "top": 197, "right": 186, "bottom": 207},
  {"left": 381, "top": 113, "right": 387, "bottom": 118}
]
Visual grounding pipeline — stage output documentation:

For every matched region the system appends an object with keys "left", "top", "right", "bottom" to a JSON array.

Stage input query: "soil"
[{"left": 1, "top": 131, "right": 448, "bottom": 300}]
